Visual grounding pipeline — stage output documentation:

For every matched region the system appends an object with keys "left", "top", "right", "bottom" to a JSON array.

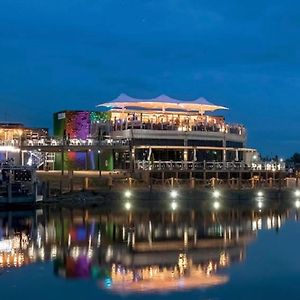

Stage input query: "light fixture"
[
  {"left": 124, "top": 201, "right": 131, "bottom": 210},
  {"left": 257, "top": 191, "right": 264, "bottom": 197},
  {"left": 213, "top": 190, "right": 220, "bottom": 199},
  {"left": 170, "top": 190, "right": 178, "bottom": 199},
  {"left": 213, "top": 201, "right": 220, "bottom": 210},
  {"left": 171, "top": 201, "right": 178, "bottom": 210},
  {"left": 124, "top": 190, "right": 131, "bottom": 198}
]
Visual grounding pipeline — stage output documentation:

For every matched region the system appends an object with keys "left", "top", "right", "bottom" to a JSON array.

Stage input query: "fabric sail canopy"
[{"left": 97, "top": 93, "right": 228, "bottom": 113}]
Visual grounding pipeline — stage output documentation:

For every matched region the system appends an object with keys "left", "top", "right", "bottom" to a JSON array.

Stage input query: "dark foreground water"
[{"left": 0, "top": 199, "right": 300, "bottom": 300}]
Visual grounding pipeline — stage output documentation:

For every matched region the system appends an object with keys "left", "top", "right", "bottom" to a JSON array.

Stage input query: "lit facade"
[
  {"left": 98, "top": 94, "right": 258, "bottom": 170},
  {"left": 53, "top": 111, "right": 113, "bottom": 170}
]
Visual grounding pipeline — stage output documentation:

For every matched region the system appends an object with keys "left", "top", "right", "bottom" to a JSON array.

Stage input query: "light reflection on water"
[{"left": 0, "top": 201, "right": 296, "bottom": 298}]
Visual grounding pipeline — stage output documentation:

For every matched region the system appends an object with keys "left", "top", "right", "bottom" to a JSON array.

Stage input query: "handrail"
[{"left": 135, "top": 160, "right": 284, "bottom": 171}]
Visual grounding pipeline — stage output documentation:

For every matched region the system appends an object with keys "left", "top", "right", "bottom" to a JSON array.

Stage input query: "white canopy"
[{"left": 97, "top": 93, "right": 228, "bottom": 113}]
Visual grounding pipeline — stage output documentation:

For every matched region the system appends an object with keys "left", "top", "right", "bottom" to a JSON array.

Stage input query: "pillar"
[
  {"left": 235, "top": 149, "right": 239, "bottom": 161},
  {"left": 238, "top": 171, "right": 242, "bottom": 189},
  {"left": 61, "top": 149, "right": 64, "bottom": 176},
  {"left": 222, "top": 140, "right": 226, "bottom": 162}
]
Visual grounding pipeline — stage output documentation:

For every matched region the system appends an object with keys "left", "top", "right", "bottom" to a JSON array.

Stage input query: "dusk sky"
[{"left": 1, "top": 0, "right": 300, "bottom": 156}]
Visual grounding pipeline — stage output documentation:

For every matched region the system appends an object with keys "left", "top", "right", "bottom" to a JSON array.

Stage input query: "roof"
[{"left": 97, "top": 93, "right": 228, "bottom": 113}]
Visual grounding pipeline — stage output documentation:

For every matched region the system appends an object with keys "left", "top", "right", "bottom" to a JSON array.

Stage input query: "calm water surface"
[{"left": 0, "top": 200, "right": 299, "bottom": 300}]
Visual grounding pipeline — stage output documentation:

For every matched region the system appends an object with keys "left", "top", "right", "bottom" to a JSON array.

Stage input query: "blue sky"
[{"left": 0, "top": 0, "right": 300, "bottom": 156}]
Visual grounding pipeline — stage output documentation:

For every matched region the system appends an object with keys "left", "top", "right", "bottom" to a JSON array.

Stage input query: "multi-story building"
[
  {"left": 98, "top": 94, "right": 258, "bottom": 171},
  {"left": 0, "top": 122, "right": 48, "bottom": 162}
]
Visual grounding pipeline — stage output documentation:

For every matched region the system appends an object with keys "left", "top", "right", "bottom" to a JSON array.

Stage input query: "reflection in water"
[{"left": 0, "top": 203, "right": 293, "bottom": 294}]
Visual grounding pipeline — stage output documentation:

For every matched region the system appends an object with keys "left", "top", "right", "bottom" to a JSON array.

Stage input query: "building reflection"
[{"left": 0, "top": 204, "right": 292, "bottom": 293}]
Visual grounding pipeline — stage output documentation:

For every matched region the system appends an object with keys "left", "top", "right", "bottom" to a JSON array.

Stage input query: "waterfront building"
[
  {"left": 53, "top": 110, "right": 113, "bottom": 170},
  {"left": 98, "top": 94, "right": 258, "bottom": 171},
  {"left": 0, "top": 122, "right": 48, "bottom": 163}
]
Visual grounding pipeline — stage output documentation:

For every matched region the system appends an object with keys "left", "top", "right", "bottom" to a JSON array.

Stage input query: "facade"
[
  {"left": 53, "top": 111, "right": 113, "bottom": 171},
  {"left": 98, "top": 94, "right": 258, "bottom": 171},
  {"left": 0, "top": 122, "right": 48, "bottom": 163}
]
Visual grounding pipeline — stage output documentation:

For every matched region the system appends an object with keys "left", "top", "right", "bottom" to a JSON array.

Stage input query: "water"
[{"left": 0, "top": 201, "right": 299, "bottom": 300}]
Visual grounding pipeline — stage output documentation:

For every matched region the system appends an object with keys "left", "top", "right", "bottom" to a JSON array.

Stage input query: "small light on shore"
[
  {"left": 213, "top": 190, "right": 220, "bottom": 199},
  {"left": 170, "top": 190, "right": 178, "bottom": 199},
  {"left": 295, "top": 190, "right": 300, "bottom": 197},
  {"left": 124, "top": 190, "right": 131, "bottom": 198},
  {"left": 257, "top": 191, "right": 264, "bottom": 197},
  {"left": 171, "top": 201, "right": 178, "bottom": 210},
  {"left": 124, "top": 201, "right": 131, "bottom": 210},
  {"left": 295, "top": 200, "right": 300, "bottom": 209},
  {"left": 213, "top": 201, "right": 220, "bottom": 210}
]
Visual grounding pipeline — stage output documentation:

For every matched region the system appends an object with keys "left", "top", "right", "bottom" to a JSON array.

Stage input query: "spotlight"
[
  {"left": 171, "top": 201, "right": 178, "bottom": 210},
  {"left": 124, "top": 190, "right": 131, "bottom": 198},
  {"left": 213, "top": 201, "right": 220, "bottom": 210},
  {"left": 257, "top": 191, "right": 264, "bottom": 197},
  {"left": 170, "top": 190, "right": 178, "bottom": 199},
  {"left": 124, "top": 201, "right": 131, "bottom": 210},
  {"left": 295, "top": 190, "right": 300, "bottom": 197},
  {"left": 213, "top": 190, "right": 220, "bottom": 199},
  {"left": 295, "top": 200, "right": 300, "bottom": 209}
]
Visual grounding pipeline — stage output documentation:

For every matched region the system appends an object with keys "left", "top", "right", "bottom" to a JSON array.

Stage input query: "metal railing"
[
  {"left": 0, "top": 138, "right": 130, "bottom": 148},
  {"left": 136, "top": 160, "right": 285, "bottom": 171},
  {"left": 112, "top": 122, "right": 246, "bottom": 136}
]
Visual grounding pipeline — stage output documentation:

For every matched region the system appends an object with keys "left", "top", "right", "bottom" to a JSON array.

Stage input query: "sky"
[{"left": 0, "top": 0, "right": 300, "bottom": 157}]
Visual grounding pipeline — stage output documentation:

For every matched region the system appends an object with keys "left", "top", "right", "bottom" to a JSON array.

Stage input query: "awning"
[{"left": 97, "top": 93, "right": 228, "bottom": 113}]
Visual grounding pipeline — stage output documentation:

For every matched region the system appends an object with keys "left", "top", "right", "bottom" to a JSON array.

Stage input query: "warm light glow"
[
  {"left": 170, "top": 190, "right": 178, "bottom": 199},
  {"left": 124, "top": 201, "right": 131, "bottom": 210},
  {"left": 213, "top": 190, "right": 220, "bottom": 199},
  {"left": 171, "top": 201, "right": 178, "bottom": 210},
  {"left": 0, "top": 145, "right": 20, "bottom": 153},
  {"left": 213, "top": 201, "right": 220, "bottom": 210},
  {"left": 124, "top": 190, "right": 131, "bottom": 198},
  {"left": 257, "top": 191, "right": 263, "bottom": 197}
]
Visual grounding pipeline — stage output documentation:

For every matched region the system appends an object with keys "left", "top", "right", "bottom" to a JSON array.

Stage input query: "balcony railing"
[
  {"left": 112, "top": 121, "right": 246, "bottom": 136},
  {"left": 0, "top": 138, "right": 130, "bottom": 148},
  {"left": 136, "top": 160, "right": 285, "bottom": 171}
]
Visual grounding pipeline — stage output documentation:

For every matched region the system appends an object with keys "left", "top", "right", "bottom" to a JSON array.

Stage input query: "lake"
[{"left": 0, "top": 198, "right": 299, "bottom": 300}]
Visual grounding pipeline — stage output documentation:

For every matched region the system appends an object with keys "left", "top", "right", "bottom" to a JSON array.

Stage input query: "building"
[
  {"left": 53, "top": 111, "right": 113, "bottom": 170},
  {"left": 0, "top": 122, "right": 48, "bottom": 163},
  {"left": 98, "top": 94, "right": 258, "bottom": 171}
]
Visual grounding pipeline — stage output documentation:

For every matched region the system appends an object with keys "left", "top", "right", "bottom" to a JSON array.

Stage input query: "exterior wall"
[
  {"left": 111, "top": 129, "right": 246, "bottom": 146},
  {"left": 53, "top": 111, "right": 111, "bottom": 139},
  {"left": 53, "top": 111, "right": 113, "bottom": 171},
  {"left": 54, "top": 149, "right": 113, "bottom": 171}
]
